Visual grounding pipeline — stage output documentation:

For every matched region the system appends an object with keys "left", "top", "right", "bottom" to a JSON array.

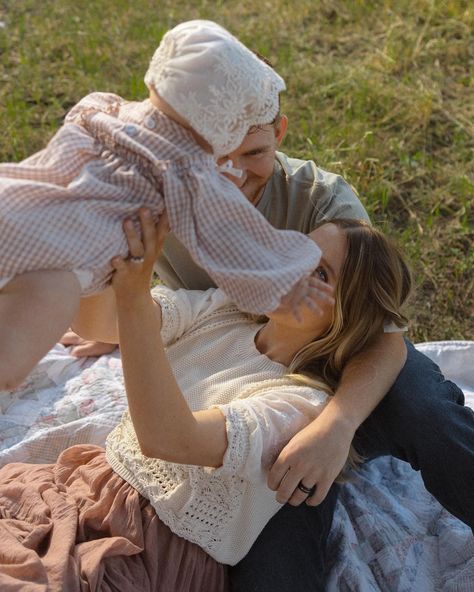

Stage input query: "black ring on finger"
[{"left": 297, "top": 481, "right": 316, "bottom": 497}]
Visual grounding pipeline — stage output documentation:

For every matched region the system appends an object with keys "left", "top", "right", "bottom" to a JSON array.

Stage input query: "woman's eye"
[{"left": 315, "top": 267, "right": 328, "bottom": 283}]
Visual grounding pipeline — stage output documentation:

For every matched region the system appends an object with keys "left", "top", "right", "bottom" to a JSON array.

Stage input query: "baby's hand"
[{"left": 276, "top": 275, "right": 335, "bottom": 321}]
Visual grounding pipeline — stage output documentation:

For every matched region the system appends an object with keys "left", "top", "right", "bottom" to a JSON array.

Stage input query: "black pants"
[
  {"left": 229, "top": 341, "right": 473, "bottom": 591},
  {"left": 229, "top": 485, "right": 339, "bottom": 592}
]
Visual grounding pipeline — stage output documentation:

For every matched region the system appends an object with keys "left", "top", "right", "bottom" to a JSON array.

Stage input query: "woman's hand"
[
  {"left": 111, "top": 208, "right": 169, "bottom": 300},
  {"left": 267, "top": 410, "right": 356, "bottom": 506}
]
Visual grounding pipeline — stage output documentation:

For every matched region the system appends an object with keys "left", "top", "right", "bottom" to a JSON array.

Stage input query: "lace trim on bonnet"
[{"left": 144, "top": 19, "right": 285, "bottom": 157}]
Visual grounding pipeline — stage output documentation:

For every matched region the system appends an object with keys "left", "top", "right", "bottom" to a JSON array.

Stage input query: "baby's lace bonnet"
[{"left": 144, "top": 20, "right": 286, "bottom": 156}]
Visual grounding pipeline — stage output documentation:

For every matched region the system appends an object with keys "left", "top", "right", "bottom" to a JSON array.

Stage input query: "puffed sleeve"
[
  {"left": 162, "top": 155, "right": 321, "bottom": 315},
  {"left": 212, "top": 381, "right": 328, "bottom": 482},
  {"left": 150, "top": 285, "right": 234, "bottom": 346}
]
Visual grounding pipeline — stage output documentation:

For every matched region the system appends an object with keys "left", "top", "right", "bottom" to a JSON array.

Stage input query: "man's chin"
[{"left": 242, "top": 184, "right": 264, "bottom": 205}]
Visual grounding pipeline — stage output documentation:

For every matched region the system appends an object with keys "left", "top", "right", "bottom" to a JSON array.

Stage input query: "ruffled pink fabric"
[{"left": 0, "top": 445, "right": 228, "bottom": 591}]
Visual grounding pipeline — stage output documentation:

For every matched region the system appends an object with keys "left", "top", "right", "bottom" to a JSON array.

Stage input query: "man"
[{"left": 65, "top": 111, "right": 473, "bottom": 591}]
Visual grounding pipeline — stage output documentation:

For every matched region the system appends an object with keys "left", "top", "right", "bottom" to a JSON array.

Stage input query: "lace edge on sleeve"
[
  {"left": 150, "top": 285, "right": 181, "bottom": 345},
  {"left": 211, "top": 403, "right": 253, "bottom": 477}
]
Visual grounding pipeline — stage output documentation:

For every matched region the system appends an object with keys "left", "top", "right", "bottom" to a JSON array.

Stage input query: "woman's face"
[{"left": 267, "top": 223, "right": 348, "bottom": 336}]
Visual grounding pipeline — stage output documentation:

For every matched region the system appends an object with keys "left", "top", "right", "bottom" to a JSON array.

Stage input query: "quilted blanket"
[{"left": 1, "top": 341, "right": 473, "bottom": 590}]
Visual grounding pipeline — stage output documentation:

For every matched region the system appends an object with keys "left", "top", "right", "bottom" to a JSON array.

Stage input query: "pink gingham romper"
[{"left": 0, "top": 92, "right": 320, "bottom": 314}]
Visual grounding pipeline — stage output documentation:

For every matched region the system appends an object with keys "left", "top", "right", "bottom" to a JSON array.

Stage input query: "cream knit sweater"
[{"left": 106, "top": 286, "right": 328, "bottom": 564}]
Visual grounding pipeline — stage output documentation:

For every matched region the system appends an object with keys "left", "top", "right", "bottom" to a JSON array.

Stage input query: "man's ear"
[{"left": 275, "top": 115, "right": 288, "bottom": 146}]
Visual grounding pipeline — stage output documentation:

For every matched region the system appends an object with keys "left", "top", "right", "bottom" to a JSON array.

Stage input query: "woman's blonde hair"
[{"left": 287, "top": 219, "right": 412, "bottom": 471}]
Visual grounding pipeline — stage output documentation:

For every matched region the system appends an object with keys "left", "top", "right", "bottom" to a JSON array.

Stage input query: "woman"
[{"left": 0, "top": 211, "right": 410, "bottom": 591}]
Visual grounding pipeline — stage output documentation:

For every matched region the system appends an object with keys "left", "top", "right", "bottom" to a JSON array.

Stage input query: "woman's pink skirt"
[{"left": 0, "top": 445, "right": 228, "bottom": 591}]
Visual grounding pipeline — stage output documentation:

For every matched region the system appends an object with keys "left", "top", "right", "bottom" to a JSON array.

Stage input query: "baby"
[{"left": 0, "top": 20, "right": 325, "bottom": 390}]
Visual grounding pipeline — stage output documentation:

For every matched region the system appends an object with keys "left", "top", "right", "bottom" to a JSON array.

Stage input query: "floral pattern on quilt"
[{"left": 0, "top": 341, "right": 473, "bottom": 590}]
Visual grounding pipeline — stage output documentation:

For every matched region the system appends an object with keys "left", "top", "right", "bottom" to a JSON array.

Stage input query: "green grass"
[{"left": 1, "top": 0, "right": 472, "bottom": 341}]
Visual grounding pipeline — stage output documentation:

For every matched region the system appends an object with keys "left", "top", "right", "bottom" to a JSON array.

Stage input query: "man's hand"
[
  {"left": 60, "top": 330, "right": 117, "bottom": 358},
  {"left": 267, "top": 411, "right": 356, "bottom": 506}
]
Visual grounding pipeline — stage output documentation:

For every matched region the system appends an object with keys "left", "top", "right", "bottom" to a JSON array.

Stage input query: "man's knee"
[
  {"left": 380, "top": 344, "right": 466, "bottom": 446},
  {"left": 388, "top": 340, "right": 465, "bottom": 408},
  {"left": 355, "top": 341, "right": 467, "bottom": 460}
]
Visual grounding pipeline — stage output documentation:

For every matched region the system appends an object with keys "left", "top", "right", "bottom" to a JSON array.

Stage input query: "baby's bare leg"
[{"left": 0, "top": 270, "right": 81, "bottom": 390}]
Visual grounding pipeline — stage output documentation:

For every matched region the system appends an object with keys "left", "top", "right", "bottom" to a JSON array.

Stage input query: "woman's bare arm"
[
  {"left": 115, "top": 285, "right": 228, "bottom": 466},
  {"left": 111, "top": 209, "right": 228, "bottom": 467}
]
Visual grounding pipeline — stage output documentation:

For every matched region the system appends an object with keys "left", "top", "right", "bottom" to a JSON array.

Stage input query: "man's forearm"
[
  {"left": 328, "top": 331, "right": 407, "bottom": 431},
  {"left": 267, "top": 332, "right": 407, "bottom": 505}
]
